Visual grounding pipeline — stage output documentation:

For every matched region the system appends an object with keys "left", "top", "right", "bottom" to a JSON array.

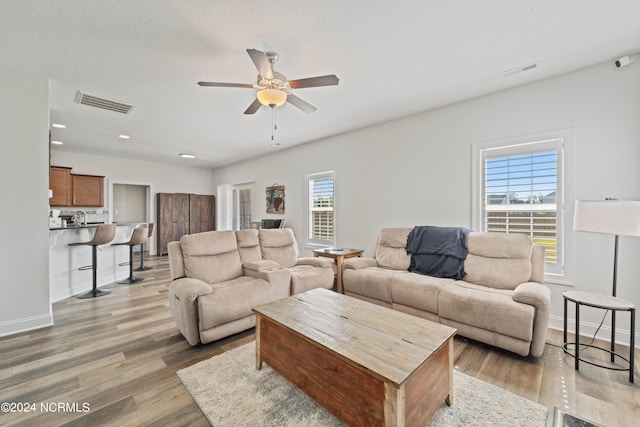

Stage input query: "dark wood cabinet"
[
  {"left": 49, "top": 166, "right": 72, "bottom": 207},
  {"left": 189, "top": 194, "right": 216, "bottom": 234},
  {"left": 157, "top": 193, "right": 215, "bottom": 256},
  {"left": 71, "top": 174, "right": 104, "bottom": 207}
]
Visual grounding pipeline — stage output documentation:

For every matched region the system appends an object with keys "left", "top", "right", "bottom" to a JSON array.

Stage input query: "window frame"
[
  {"left": 306, "top": 171, "right": 336, "bottom": 248},
  {"left": 472, "top": 129, "right": 574, "bottom": 282}
]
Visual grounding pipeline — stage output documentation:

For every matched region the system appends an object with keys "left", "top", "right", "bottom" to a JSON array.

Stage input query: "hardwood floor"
[{"left": 0, "top": 255, "right": 638, "bottom": 426}]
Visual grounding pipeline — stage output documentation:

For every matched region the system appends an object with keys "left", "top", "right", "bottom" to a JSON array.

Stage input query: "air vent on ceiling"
[
  {"left": 74, "top": 91, "right": 135, "bottom": 114},
  {"left": 503, "top": 61, "right": 540, "bottom": 77}
]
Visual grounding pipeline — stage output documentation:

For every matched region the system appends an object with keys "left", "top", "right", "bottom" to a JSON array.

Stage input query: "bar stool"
[
  {"left": 112, "top": 227, "right": 148, "bottom": 284},
  {"left": 69, "top": 224, "right": 116, "bottom": 299},
  {"left": 135, "top": 223, "right": 154, "bottom": 271}
]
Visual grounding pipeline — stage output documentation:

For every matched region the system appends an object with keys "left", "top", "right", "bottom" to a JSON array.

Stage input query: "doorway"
[{"left": 110, "top": 182, "right": 154, "bottom": 254}]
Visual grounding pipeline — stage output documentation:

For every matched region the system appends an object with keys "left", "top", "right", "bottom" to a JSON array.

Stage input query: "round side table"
[{"left": 562, "top": 290, "right": 635, "bottom": 383}]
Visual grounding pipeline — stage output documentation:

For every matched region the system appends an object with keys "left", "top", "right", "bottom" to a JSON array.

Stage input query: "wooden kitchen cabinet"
[
  {"left": 49, "top": 166, "right": 72, "bottom": 207},
  {"left": 71, "top": 174, "right": 104, "bottom": 207},
  {"left": 49, "top": 166, "right": 104, "bottom": 207},
  {"left": 156, "top": 193, "right": 215, "bottom": 256}
]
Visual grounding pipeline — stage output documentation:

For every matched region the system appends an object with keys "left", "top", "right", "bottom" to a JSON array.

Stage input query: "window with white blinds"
[
  {"left": 306, "top": 171, "right": 335, "bottom": 247},
  {"left": 474, "top": 136, "right": 565, "bottom": 276}
]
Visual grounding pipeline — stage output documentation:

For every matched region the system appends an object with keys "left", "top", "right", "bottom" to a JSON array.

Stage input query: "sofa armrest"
[
  {"left": 168, "top": 277, "right": 213, "bottom": 346},
  {"left": 244, "top": 267, "right": 291, "bottom": 297},
  {"left": 171, "top": 277, "right": 213, "bottom": 304},
  {"left": 243, "top": 260, "right": 281, "bottom": 271},
  {"left": 296, "top": 257, "right": 333, "bottom": 268},
  {"left": 344, "top": 257, "right": 378, "bottom": 270},
  {"left": 513, "top": 282, "right": 551, "bottom": 357}
]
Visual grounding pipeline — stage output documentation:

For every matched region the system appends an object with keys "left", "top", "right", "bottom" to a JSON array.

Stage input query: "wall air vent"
[
  {"left": 503, "top": 61, "right": 540, "bottom": 77},
  {"left": 74, "top": 91, "right": 135, "bottom": 114}
]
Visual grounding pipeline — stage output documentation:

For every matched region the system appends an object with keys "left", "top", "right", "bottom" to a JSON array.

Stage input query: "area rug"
[{"left": 177, "top": 343, "right": 548, "bottom": 427}]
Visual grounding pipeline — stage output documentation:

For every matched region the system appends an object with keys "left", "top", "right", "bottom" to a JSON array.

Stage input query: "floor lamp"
[
  {"left": 573, "top": 199, "right": 640, "bottom": 363},
  {"left": 574, "top": 199, "right": 640, "bottom": 297}
]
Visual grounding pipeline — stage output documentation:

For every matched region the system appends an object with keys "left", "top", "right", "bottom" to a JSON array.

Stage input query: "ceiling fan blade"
[
  {"left": 198, "top": 81, "right": 254, "bottom": 88},
  {"left": 246, "top": 48, "right": 273, "bottom": 79},
  {"left": 286, "top": 93, "right": 317, "bottom": 113},
  {"left": 243, "top": 98, "right": 263, "bottom": 115},
  {"left": 288, "top": 74, "right": 339, "bottom": 89}
]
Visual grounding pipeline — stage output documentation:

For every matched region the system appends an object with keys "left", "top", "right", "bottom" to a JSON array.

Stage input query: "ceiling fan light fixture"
[{"left": 257, "top": 88, "right": 287, "bottom": 108}]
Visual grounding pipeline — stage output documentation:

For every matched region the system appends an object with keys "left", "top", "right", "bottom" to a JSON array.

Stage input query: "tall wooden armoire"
[{"left": 156, "top": 193, "right": 215, "bottom": 256}]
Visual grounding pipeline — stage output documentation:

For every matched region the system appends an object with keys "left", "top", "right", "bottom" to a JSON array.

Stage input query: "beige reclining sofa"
[
  {"left": 168, "top": 228, "right": 334, "bottom": 345},
  {"left": 342, "top": 227, "right": 551, "bottom": 357}
]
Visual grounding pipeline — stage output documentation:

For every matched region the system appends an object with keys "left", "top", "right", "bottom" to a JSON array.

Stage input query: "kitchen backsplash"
[{"left": 50, "top": 208, "right": 109, "bottom": 224}]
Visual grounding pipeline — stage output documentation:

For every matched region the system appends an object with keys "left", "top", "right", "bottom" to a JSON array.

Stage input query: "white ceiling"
[{"left": 1, "top": 1, "right": 639, "bottom": 168}]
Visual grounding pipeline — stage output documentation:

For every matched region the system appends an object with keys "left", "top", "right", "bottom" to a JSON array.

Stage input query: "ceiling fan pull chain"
[{"left": 270, "top": 106, "right": 279, "bottom": 142}]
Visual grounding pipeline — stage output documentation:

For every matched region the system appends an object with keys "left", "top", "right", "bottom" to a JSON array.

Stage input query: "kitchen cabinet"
[
  {"left": 49, "top": 166, "right": 72, "bottom": 207},
  {"left": 156, "top": 193, "right": 215, "bottom": 256},
  {"left": 71, "top": 174, "right": 104, "bottom": 207},
  {"left": 49, "top": 166, "right": 104, "bottom": 207}
]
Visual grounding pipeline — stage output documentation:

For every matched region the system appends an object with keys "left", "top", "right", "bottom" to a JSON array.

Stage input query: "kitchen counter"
[
  {"left": 49, "top": 223, "right": 145, "bottom": 302},
  {"left": 49, "top": 222, "right": 105, "bottom": 230}
]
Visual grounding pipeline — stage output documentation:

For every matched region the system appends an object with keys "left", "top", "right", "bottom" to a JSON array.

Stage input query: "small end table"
[
  {"left": 563, "top": 290, "right": 635, "bottom": 383},
  {"left": 312, "top": 248, "right": 364, "bottom": 294}
]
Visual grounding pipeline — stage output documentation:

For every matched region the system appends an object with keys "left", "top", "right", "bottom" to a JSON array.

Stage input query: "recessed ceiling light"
[
  {"left": 118, "top": 134, "right": 130, "bottom": 140},
  {"left": 51, "top": 140, "right": 63, "bottom": 145},
  {"left": 51, "top": 123, "right": 66, "bottom": 129},
  {"left": 180, "top": 153, "right": 195, "bottom": 159}
]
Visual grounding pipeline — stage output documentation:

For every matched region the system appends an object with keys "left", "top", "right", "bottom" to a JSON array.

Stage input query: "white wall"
[
  {"left": 51, "top": 151, "right": 215, "bottom": 254},
  {"left": 211, "top": 58, "right": 640, "bottom": 343},
  {"left": 0, "top": 66, "right": 52, "bottom": 336}
]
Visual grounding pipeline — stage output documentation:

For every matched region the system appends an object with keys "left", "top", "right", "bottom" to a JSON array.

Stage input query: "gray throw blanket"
[{"left": 406, "top": 225, "right": 470, "bottom": 279}]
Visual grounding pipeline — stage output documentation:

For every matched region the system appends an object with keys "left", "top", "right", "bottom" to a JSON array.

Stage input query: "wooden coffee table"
[{"left": 253, "top": 288, "right": 456, "bottom": 426}]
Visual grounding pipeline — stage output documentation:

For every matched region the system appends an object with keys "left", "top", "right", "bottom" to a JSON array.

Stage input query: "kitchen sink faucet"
[{"left": 73, "top": 210, "right": 87, "bottom": 225}]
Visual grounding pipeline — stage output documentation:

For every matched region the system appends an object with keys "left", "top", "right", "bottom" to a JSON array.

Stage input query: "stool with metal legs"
[
  {"left": 112, "top": 227, "right": 148, "bottom": 284},
  {"left": 68, "top": 224, "right": 117, "bottom": 299},
  {"left": 135, "top": 223, "right": 154, "bottom": 271}
]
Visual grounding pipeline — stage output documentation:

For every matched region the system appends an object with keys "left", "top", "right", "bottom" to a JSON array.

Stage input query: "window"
[
  {"left": 473, "top": 131, "right": 570, "bottom": 278},
  {"left": 306, "top": 171, "right": 335, "bottom": 247}
]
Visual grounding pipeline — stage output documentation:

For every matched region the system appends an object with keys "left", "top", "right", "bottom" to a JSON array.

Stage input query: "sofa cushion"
[
  {"left": 464, "top": 233, "right": 532, "bottom": 290},
  {"left": 180, "top": 231, "right": 243, "bottom": 284},
  {"left": 197, "top": 275, "right": 279, "bottom": 330},
  {"left": 343, "top": 267, "right": 408, "bottom": 303},
  {"left": 236, "top": 229, "right": 262, "bottom": 263},
  {"left": 390, "top": 274, "right": 453, "bottom": 314},
  {"left": 259, "top": 228, "right": 299, "bottom": 268},
  {"left": 438, "top": 281, "right": 534, "bottom": 342},
  {"left": 375, "top": 227, "right": 412, "bottom": 271}
]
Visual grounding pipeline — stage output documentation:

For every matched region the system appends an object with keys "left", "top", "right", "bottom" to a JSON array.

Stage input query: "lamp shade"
[
  {"left": 574, "top": 200, "right": 640, "bottom": 236},
  {"left": 257, "top": 89, "right": 287, "bottom": 107}
]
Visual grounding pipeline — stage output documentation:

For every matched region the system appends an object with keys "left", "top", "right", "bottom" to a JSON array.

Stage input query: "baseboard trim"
[
  {"left": 548, "top": 314, "right": 638, "bottom": 348},
  {"left": 0, "top": 312, "right": 53, "bottom": 338}
]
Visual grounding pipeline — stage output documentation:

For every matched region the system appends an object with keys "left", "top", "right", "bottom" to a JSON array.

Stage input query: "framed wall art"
[{"left": 265, "top": 184, "right": 285, "bottom": 214}]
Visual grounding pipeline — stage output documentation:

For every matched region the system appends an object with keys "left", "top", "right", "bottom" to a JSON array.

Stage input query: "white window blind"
[
  {"left": 476, "top": 136, "right": 565, "bottom": 276},
  {"left": 307, "top": 171, "right": 335, "bottom": 246}
]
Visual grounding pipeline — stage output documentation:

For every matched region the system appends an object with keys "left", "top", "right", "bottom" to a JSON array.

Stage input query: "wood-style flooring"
[{"left": 0, "top": 255, "right": 638, "bottom": 426}]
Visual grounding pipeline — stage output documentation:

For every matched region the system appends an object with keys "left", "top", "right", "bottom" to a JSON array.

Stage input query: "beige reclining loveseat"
[
  {"left": 342, "top": 227, "right": 551, "bottom": 357},
  {"left": 168, "top": 228, "right": 334, "bottom": 345}
]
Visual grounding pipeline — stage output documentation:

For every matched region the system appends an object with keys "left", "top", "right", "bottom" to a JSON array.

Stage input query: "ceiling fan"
[{"left": 198, "top": 48, "right": 339, "bottom": 115}]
